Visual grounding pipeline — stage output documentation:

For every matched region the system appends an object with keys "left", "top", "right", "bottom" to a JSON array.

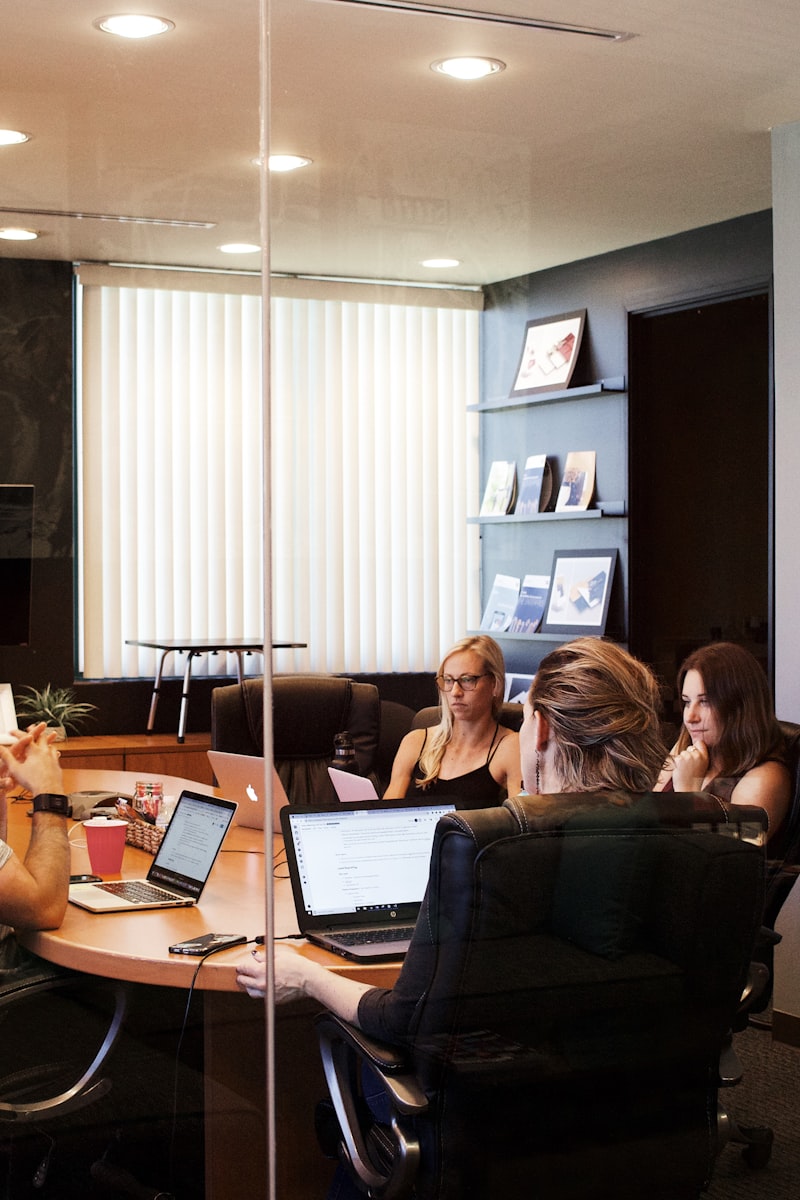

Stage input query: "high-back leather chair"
[
  {"left": 211, "top": 675, "right": 381, "bottom": 805},
  {"left": 315, "top": 792, "right": 766, "bottom": 1200},
  {"left": 412, "top": 700, "right": 524, "bottom": 732}
]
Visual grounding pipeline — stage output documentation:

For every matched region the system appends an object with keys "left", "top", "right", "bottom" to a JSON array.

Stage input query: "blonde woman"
[{"left": 383, "top": 634, "right": 522, "bottom": 805}]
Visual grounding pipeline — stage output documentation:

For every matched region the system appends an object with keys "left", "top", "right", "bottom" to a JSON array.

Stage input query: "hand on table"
[{"left": 236, "top": 942, "right": 314, "bottom": 1005}]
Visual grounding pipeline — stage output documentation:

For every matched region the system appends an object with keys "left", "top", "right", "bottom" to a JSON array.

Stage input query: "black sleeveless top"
[{"left": 404, "top": 723, "right": 507, "bottom": 808}]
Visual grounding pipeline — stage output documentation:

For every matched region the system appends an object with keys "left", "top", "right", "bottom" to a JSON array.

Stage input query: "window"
[{"left": 77, "top": 268, "right": 481, "bottom": 680}]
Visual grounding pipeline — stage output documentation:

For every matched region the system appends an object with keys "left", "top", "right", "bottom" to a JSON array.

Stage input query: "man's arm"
[{"left": 0, "top": 725, "right": 71, "bottom": 930}]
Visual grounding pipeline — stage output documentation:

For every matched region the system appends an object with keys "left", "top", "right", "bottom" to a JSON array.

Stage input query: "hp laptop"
[
  {"left": 281, "top": 798, "right": 456, "bottom": 961},
  {"left": 69, "top": 790, "right": 237, "bottom": 913},
  {"left": 208, "top": 750, "right": 289, "bottom": 833}
]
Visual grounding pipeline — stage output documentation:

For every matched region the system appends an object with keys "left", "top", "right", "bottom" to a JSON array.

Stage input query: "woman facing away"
[
  {"left": 383, "top": 634, "right": 522, "bottom": 806},
  {"left": 237, "top": 638, "right": 668, "bottom": 1034},
  {"left": 654, "top": 641, "right": 790, "bottom": 845}
]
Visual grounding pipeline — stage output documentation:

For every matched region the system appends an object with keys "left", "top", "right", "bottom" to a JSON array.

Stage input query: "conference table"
[{"left": 10, "top": 768, "right": 400, "bottom": 1200}]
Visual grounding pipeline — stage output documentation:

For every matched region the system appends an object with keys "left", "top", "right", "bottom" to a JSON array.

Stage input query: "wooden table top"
[{"left": 11, "top": 768, "right": 399, "bottom": 993}]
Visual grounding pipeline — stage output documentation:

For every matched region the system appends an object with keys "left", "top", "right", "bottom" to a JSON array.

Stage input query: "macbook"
[
  {"left": 0, "top": 684, "right": 18, "bottom": 746},
  {"left": 69, "top": 790, "right": 237, "bottom": 913},
  {"left": 208, "top": 750, "right": 289, "bottom": 833},
  {"left": 281, "top": 799, "right": 456, "bottom": 961}
]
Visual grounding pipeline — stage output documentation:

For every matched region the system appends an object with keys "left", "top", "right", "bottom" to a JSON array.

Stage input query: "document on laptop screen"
[{"left": 290, "top": 805, "right": 452, "bottom": 917}]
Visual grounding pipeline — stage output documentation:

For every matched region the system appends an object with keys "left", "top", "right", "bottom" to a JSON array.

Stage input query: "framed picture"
[
  {"left": 510, "top": 309, "right": 586, "bottom": 397},
  {"left": 504, "top": 673, "right": 535, "bottom": 704},
  {"left": 540, "top": 549, "right": 618, "bottom": 636}
]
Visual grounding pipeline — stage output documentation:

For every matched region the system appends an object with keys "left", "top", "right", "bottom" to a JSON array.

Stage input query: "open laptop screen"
[{"left": 282, "top": 800, "right": 455, "bottom": 923}]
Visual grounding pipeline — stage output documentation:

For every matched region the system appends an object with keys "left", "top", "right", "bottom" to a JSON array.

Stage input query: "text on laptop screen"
[
  {"left": 288, "top": 804, "right": 454, "bottom": 918},
  {"left": 154, "top": 794, "right": 234, "bottom": 888}
]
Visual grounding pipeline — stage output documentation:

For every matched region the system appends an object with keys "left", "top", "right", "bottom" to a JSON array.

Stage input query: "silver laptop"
[
  {"left": 0, "top": 684, "right": 18, "bottom": 746},
  {"left": 69, "top": 790, "right": 237, "bottom": 912},
  {"left": 281, "top": 799, "right": 456, "bottom": 961},
  {"left": 207, "top": 750, "right": 289, "bottom": 832}
]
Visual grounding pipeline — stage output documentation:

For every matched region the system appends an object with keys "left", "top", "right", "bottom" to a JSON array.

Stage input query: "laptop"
[
  {"left": 326, "top": 766, "right": 379, "bottom": 803},
  {"left": 69, "top": 790, "right": 237, "bottom": 913},
  {"left": 0, "top": 684, "right": 19, "bottom": 746},
  {"left": 208, "top": 750, "right": 289, "bottom": 832},
  {"left": 281, "top": 798, "right": 456, "bottom": 961}
]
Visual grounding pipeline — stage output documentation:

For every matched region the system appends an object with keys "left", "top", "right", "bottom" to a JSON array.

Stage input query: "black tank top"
[{"left": 404, "top": 723, "right": 507, "bottom": 808}]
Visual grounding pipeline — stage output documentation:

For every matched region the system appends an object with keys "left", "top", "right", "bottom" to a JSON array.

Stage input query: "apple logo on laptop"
[{"left": 246, "top": 784, "right": 259, "bottom": 804}]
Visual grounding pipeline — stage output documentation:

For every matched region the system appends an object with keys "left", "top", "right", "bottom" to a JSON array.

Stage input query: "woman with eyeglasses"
[{"left": 382, "top": 634, "right": 522, "bottom": 804}]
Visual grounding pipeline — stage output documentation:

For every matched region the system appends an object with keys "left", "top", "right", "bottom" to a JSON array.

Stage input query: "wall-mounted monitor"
[{"left": 0, "top": 485, "right": 35, "bottom": 646}]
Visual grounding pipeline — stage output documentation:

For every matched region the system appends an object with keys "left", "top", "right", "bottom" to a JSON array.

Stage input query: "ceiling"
[{"left": 3, "top": 0, "right": 800, "bottom": 287}]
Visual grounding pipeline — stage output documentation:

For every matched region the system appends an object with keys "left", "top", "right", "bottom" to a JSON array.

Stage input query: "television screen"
[{"left": 0, "top": 485, "right": 35, "bottom": 646}]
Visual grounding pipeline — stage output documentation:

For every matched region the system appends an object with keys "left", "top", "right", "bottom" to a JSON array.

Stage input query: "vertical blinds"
[{"left": 78, "top": 274, "right": 480, "bottom": 679}]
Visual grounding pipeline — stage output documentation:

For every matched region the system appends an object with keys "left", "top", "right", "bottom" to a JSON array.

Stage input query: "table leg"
[
  {"left": 178, "top": 651, "right": 200, "bottom": 744},
  {"left": 146, "top": 649, "right": 172, "bottom": 734}
]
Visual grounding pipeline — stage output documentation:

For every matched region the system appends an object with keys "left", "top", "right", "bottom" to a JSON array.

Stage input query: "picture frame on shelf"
[
  {"left": 540, "top": 548, "right": 618, "bottom": 636},
  {"left": 509, "top": 309, "right": 586, "bottom": 397}
]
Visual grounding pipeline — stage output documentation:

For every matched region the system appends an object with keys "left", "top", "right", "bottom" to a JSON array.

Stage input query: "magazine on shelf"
[
  {"left": 507, "top": 574, "right": 551, "bottom": 634},
  {"left": 480, "top": 460, "right": 517, "bottom": 516},
  {"left": 479, "top": 574, "right": 520, "bottom": 633},
  {"left": 555, "top": 450, "right": 596, "bottom": 512},
  {"left": 516, "top": 455, "right": 554, "bottom": 515},
  {"left": 504, "top": 674, "right": 535, "bottom": 704}
]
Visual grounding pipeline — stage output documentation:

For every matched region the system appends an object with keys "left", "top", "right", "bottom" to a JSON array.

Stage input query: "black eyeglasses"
[{"left": 435, "top": 673, "right": 491, "bottom": 692}]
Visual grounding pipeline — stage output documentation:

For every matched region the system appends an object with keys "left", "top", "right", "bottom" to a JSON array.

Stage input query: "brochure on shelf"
[
  {"left": 508, "top": 574, "right": 551, "bottom": 634},
  {"left": 555, "top": 450, "right": 596, "bottom": 512},
  {"left": 480, "top": 460, "right": 517, "bottom": 516},
  {"left": 516, "top": 455, "right": 554, "bottom": 515},
  {"left": 479, "top": 574, "right": 520, "bottom": 633}
]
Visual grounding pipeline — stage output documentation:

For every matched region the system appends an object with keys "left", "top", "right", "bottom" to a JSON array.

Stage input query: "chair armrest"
[{"left": 315, "top": 1012, "right": 428, "bottom": 1199}]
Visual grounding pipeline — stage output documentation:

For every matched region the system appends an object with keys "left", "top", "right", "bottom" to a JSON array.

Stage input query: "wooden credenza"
[{"left": 58, "top": 732, "right": 214, "bottom": 785}]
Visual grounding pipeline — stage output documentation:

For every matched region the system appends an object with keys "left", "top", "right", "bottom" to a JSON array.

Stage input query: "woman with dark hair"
[
  {"left": 383, "top": 634, "right": 521, "bottom": 805},
  {"left": 655, "top": 641, "right": 790, "bottom": 841}
]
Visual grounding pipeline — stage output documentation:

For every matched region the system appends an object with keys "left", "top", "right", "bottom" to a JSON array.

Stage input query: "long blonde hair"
[
  {"left": 530, "top": 638, "right": 667, "bottom": 792},
  {"left": 416, "top": 635, "right": 505, "bottom": 788}
]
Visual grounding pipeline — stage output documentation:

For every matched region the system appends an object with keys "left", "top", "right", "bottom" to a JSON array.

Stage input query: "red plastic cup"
[{"left": 84, "top": 818, "right": 127, "bottom": 876}]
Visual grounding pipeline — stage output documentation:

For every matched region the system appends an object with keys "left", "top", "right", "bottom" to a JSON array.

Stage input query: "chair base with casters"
[
  {"left": 313, "top": 792, "right": 767, "bottom": 1200},
  {"left": 0, "top": 955, "right": 128, "bottom": 1195}
]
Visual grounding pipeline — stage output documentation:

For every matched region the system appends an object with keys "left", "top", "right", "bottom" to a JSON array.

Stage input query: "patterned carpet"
[{"left": 708, "top": 1013, "right": 800, "bottom": 1200}]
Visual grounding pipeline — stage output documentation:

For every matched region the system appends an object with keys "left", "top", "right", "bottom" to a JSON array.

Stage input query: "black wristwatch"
[{"left": 31, "top": 793, "right": 72, "bottom": 818}]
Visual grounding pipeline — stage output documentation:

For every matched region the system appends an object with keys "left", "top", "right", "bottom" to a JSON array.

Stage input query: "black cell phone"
[
  {"left": 70, "top": 873, "right": 103, "bottom": 884},
  {"left": 168, "top": 933, "right": 247, "bottom": 955}
]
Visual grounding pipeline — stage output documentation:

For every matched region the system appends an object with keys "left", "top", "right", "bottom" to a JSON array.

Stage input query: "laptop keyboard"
[
  {"left": 334, "top": 926, "right": 415, "bottom": 947},
  {"left": 98, "top": 881, "right": 181, "bottom": 904}
]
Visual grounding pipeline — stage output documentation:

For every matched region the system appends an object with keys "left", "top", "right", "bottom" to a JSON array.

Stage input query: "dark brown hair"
[
  {"left": 529, "top": 638, "right": 667, "bottom": 792},
  {"left": 675, "top": 641, "right": 784, "bottom": 775}
]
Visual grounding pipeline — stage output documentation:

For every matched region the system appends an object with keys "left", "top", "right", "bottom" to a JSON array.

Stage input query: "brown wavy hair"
[
  {"left": 674, "top": 641, "right": 784, "bottom": 775},
  {"left": 529, "top": 638, "right": 667, "bottom": 792}
]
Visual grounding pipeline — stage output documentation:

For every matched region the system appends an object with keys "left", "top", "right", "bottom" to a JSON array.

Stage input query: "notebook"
[
  {"left": 326, "top": 766, "right": 379, "bottom": 803},
  {"left": 281, "top": 798, "right": 456, "bottom": 961},
  {"left": 208, "top": 750, "right": 289, "bottom": 833},
  {"left": 68, "top": 790, "right": 237, "bottom": 913}
]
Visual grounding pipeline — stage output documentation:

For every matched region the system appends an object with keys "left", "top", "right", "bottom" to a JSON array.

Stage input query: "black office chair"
[
  {"left": 211, "top": 674, "right": 382, "bottom": 804},
  {"left": 314, "top": 792, "right": 766, "bottom": 1200},
  {"left": 0, "top": 950, "right": 127, "bottom": 1190}
]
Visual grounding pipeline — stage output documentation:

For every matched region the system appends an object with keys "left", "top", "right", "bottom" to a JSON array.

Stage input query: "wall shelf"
[
  {"left": 468, "top": 504, "right": 625, "bottom": 525},
  {"left": 468, "top": 377, "right": 625, "bottom": 414}
]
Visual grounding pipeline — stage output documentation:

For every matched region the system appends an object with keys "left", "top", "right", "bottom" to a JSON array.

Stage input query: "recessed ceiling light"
[
  {"left": 421, "top": 257, "right": 461, "bottom": 269},
  {"left": 94, "top": 14, "right": 175, "bottom": 39},
  {"left": 218, "top": 242, "right": 261, "bottom": 254},
  {"left": 268, "top": 155, "right": 313, "bottom": 173},
  {"left": 431, "top": 57, "right": 505, "bottom": 80},
  {"left": 0, "top": 227, "right": 38, "bottom": 241},
  {"left": 0, "top": 129, "right": 30, "bottom": 146}
]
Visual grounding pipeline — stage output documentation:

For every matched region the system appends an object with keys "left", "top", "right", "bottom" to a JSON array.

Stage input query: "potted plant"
[{"left": 14, "top": 684, "right": 97, "bottom": 741}]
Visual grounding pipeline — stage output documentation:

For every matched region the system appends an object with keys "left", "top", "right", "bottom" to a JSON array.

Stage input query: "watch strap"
[{"left": 32, "top": 793, "right": 73, "bottom": 817}]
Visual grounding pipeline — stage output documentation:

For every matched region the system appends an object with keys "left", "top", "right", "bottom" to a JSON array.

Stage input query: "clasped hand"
[{"left": 670, "top": 739, "right": 710, "bottom": 791}]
